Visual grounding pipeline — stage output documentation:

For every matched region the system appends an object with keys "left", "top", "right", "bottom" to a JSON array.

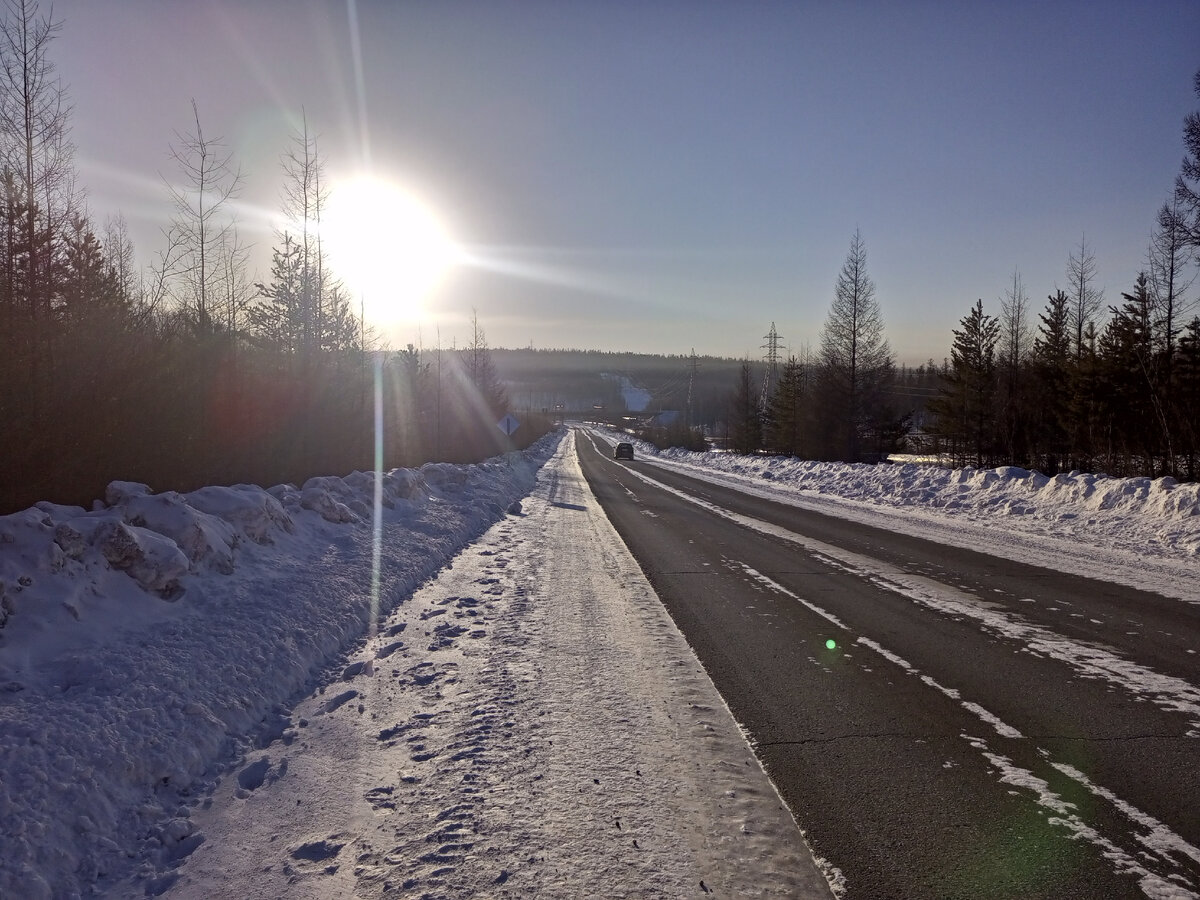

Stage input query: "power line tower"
[
  {"left": 760, "top": 322, "right": 783, "bottom": 411},
  {"left": 686, "top": 348, "right": 700, "bottom": 428}
]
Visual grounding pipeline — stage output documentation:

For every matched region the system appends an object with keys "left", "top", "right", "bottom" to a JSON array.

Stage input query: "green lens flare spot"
[{"left": 825, "top": 639, "right": 837, "bottom": 650}]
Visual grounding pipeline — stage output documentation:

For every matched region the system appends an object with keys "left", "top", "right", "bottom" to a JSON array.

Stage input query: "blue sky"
[{"left": 56, "top": 1, "right": 1200, "bottom": 363}]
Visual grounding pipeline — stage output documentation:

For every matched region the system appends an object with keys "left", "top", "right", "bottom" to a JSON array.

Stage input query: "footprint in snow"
[
  {"left": 375, "top": 640, "right": 405, "bottom": 659},
  {"left": 342, "top": 659, "right": 373, "bottom": 680},
  {"left": 321, "top": 689, "right": 358, "bottom": 713},
  {"left": 290, "top": 836, "right": 345, "bottom": 862}
]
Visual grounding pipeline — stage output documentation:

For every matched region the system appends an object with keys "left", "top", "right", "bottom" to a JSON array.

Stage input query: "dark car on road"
[{"left": 614, "top": 442, "right": 634, "bottom": 460}]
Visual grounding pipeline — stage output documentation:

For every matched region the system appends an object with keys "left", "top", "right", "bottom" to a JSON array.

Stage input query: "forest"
[{"left": 0, "top": 2, "right": 545, "bottom": 516}]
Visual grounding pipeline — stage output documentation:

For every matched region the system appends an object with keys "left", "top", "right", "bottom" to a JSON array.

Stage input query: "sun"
[{"left": 321, "top": 176, "right": 457, "bottom": 326}]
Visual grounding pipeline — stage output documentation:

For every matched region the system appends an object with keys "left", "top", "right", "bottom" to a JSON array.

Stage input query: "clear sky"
[{"left": 52, "top": 0, "right": 1200, "bottom": 363}]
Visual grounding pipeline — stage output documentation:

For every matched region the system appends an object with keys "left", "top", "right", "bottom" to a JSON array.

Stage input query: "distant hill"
[
  {"left": 491, "top": 348, "right": 751, "bottom": 427},
  {"left": 491, "top": 347, "right": 943, "bottom": 433}
]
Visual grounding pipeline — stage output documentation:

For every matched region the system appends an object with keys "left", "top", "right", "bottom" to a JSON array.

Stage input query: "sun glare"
[{"left": 322, "top": 176, "right": 457, "bottom": 326}]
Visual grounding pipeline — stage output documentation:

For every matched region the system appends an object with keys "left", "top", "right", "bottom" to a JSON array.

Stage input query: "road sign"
[{"left": 497, "top": 414, "right": 520, "bottom": 436}]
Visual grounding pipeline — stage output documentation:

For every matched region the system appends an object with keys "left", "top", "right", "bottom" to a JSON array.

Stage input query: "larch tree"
[
  {"left": 1066, "top": 235, "right": 1104, "bottom": 361},
  {"left": 158, "top": 100, "right": 244, "bottom": 336},
  {"left": 816, "top": 228, "right": 894, "bottom": 461},
  {"left": 1174, "top": 68, "right": 1200, "bottom": 249},
  {"left": 277, "top": 112, "right": 329, "bottom": 353},
  {"left": 1148, "top": 198, "right": 1197, "bottom": 380},
  {"left": 463, "top": 310, "right": 508, "bottom": 417},
  {"left": 998, "top": 269, "right": 1031, "bottom": 464},
  {"left": 0, "top": 0, "right": 75, "bottom": 398}
]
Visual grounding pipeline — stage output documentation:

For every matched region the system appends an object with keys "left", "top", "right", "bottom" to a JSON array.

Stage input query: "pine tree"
[
  {"left": 1098, "top": 272, "right": 1157, "bottom": 472},
  {"left": 766, "top": 356, "right": 806, "bottom": 456},
  {"left": 1176, "top": 317, "right": 1200, "bottom": 477},
  {"left": 248, "top": 234, "right": 304, "bottom": 353},
  {"left": 1031, "top": 290, "right": 1072, "bottom": 471},
  {"left": 931, "top": 300, "right": 999, "bottom": 467},
  {"left": 59, "top": 213, "right": 122, "bottom": 330},
  {"left": 729, "top": 361, "right": 762, "bottom": 454}
]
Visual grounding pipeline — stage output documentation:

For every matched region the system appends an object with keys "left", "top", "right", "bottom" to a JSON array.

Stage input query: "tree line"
[
  {"left": 0, "top": 1, "right": 541, "bottom": 516},
  {"left": 725, "top": 69, "right": 1200, "bottom": 480},
  {"left": 929, "top": 70, "right": 1200, "bottom": 478}
]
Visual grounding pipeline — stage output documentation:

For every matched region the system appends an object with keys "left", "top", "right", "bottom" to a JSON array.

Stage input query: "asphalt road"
[{"left": 574, "top": 428, "right": 1200, "bottom": 900}]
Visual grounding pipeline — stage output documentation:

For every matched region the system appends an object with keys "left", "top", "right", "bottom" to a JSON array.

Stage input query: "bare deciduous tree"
[
  {"left": 1148, "top": 197, "right": 1197, "bottom": 366},
  {"left": 998, "top": 269, "right": 1031, "bottom": 462},
  {"left": 0, "top": 0, "right": 75, "bottom": 376},
  {"left": 278, "top": 111, "right": 329, "bottom": 351},
  {"left": 1175, "top": 68, "right": 1200, "bottom": 249},
  {"left": 158, "top": 100, "right": 244, "bottom": 335},
  {"left": 1066, "top": 234, "right": 1104, "bottom": 360}
]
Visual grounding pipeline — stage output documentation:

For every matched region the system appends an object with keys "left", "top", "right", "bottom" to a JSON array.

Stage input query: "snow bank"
[{"left": 0, "top": 431, "right": 561, "bottom": 899}]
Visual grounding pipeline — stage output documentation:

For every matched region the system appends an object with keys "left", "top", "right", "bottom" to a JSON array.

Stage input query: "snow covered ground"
[{"left": 3, "top": 423, "right": 1198, "bottom": 898}]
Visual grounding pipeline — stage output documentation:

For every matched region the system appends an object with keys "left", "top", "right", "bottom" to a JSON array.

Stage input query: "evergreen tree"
[
  {"left": 248, "top": 234, "right": 304, "bottom": 352},
  {"left": 930, "top": 299, "right": 999, "bottom": 467},
  {"left": 1176, "top": 317, "right": 1200, "bottom": 478},
  {"left": 816, "top": 229, "right": 894, "bottom": 461},
  {"left": 1098, "top": 272, "right": 1157, "bottom": 472},
  {"left": 766, "top": 356, "right": 806, "bottom": 456},
  {"left": 1031, "top": 290, "right": 1072, "bottom": 471},
  {"left": 1067, "top": 322, "right": 1102, "bottom": 470},
  {"left": 59, "top": 213, "right": 123, "bottom": 329},
  {"left": 729, "top": 361, "right": 762, "bottom": 454}
]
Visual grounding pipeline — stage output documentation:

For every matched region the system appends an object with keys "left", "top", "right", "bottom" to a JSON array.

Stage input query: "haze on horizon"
[{"left": 54, "top": 0, "right": 1200, "bottom": 364}]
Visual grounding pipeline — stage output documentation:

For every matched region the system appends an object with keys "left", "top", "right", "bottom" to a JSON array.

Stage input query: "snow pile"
[
  {"left": 0, "top": 432, "right": 560, "bottom": 899},
  {"left": 592, "top": 427, "right": 1200, "bottom": 562}
]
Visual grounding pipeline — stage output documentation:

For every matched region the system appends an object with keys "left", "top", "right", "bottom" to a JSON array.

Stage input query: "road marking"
[
  {"left": 610, "top": 462, "right": 1200, "bottom": 894},
  {"left": 620, "top": 463, "right": 1200, "bottom": 734}
]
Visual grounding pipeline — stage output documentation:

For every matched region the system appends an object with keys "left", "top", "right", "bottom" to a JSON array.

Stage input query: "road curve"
[{"left": 575, "top": 428, "right": 1200, "bottom": 900}]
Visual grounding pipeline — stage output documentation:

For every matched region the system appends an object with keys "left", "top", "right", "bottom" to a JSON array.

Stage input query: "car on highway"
[{"left": 614, "top": 442, "right": 634, "bottom": 460}]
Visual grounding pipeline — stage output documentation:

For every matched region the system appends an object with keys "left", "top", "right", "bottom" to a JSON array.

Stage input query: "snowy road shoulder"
[{"left": 149, "top": 430, "right": 834, "bottom": 899}]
